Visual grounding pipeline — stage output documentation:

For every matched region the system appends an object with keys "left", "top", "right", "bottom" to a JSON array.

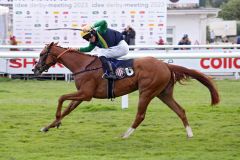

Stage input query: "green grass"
[{"left": 0, "top": 79, "right": 240, "bottom": 160}]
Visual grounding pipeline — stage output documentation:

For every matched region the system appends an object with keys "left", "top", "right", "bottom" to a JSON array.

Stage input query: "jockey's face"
[{"left": 89, "top": 35, "right": 96, "bottom": 43}]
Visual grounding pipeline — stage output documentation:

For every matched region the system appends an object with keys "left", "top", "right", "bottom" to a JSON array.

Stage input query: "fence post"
[
  {"left": 234, "top": 72, "right": 239, "bottom": 80},
  {"left": 121, "top": 94, "right": 128, "bottom": 109}
]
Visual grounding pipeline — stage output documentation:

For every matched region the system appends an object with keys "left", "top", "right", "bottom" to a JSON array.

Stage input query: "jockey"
[{"left": 76, "top": 20, "right": 129, "bottom": 80}]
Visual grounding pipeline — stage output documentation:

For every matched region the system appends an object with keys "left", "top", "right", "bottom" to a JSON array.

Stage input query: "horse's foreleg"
[
  {"left": 55, "top": 91, "right": 92, "bottom": 121},
  {"left": 41, "top": 100, "right": 81, "bottom": 132},
  {"left": 122, "top": 95, "right": 152, "bottom": 138},
  {"left": 60, "top": 100, "right": 82, "bottom": 120},
  {"left": 41, "top": 90, "right": 92, "bottom": 132},
  {"left": 55, "top": 100, "right": 82, "bottom": 127},
  {"left": 158, "top": 94, "right": 193, "bottom": 138}
]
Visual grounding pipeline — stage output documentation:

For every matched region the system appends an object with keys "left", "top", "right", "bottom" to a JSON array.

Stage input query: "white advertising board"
[
  {"left": 13, "top": 0, "right": 167, "bottom": 45},
  {"left": 6, "top": 58, "right": 70, "bottom": 74},
  {"left": 3, "top": 57, "right": 240, "bottom": 74},
  {"left": 164, "top": 58, "right": 240, "bottom": 72},
  {"left": 0, "top": 0, "right": 12, "bottom": 5}
]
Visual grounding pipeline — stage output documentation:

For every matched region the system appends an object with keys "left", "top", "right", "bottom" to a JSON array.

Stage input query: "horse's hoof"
[
  {"left": 187, "top": 135, "right": 193, "bottom": 139},
  {"left": 40, "top": 127, "right": 49, "bottom": 132},
  {"left": 56, "top": 122, "right": 62, "bottom": 129},
  {"left": 121, "top": 133, "right": 130, "bottom": 139},
  {"left": 186, "top": 126, "right": 193, "bottom": 138},
  {"left": 121, "top": 127, "right": 135, "bottom": 139},
  {"left": 121, "top": 135, "right": 129, "bottom": 139}
]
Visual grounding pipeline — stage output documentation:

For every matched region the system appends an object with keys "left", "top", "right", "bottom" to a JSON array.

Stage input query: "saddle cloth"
[{"left": 104, "top": 58, "right": 135, "bottom": 80}]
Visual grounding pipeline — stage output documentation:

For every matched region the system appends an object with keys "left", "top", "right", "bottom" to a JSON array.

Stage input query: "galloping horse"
[{"left": 32, "top": 42, "right": 220, "bottom": 138}]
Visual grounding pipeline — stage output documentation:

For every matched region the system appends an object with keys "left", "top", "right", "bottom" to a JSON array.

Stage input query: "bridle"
[
  {"left": 36, "top": 44, "right": 70, "bottom": 73},
  {"left": 34, "top": 43, "right": 102, "bottom": 76}
]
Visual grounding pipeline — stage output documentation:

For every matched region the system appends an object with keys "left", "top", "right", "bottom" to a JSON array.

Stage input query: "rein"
[
  {"left": 55, "top": 48, "right": 102, "bottom": 76},
  {"left": 43, "top": 48, "right": 71, "bottom": 70},
  {"left": 73, "top": 57, "right": 102, "bottom": 76},
  {"left": 57, "top": 48, "right": 71, "bottom": 59},
  {"left": 72, "top": 67, "right": 102, "bottom": 76}
]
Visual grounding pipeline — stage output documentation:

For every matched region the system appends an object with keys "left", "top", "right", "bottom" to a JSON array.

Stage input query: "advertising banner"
[
  {"left": 3, "top": 57, "right": 240, "bottom": 74},
  {"left": 6, "top": 58, "right": 70, "bottom": 74},
  {"left": 0, "top": 0, "right": 13, "bottom": 5},
  {"left": 164, "top": 58, "right": 240, "bottom": 72},
  {"left": 13, "top": 0, "right": 167, "bottom": 45}
]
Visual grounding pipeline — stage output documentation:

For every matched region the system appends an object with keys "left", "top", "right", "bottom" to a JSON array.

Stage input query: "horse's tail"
[{"left": 167, "top": 64, "right": 220, "bottom": 105}]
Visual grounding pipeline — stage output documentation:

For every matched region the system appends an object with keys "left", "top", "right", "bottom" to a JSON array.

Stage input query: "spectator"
[
  {"left": 236, "top": 36, "right": 240, "bottom": 44},
  {"left": 122, "top": 28, "right": 128, "bottom": 43},
  {"left": 210, "top": 30, "right": 215, "bottom": 43},
  {"left": 9, "top": 36, "right": 19, "bottom": 51},
  {"left": 236, "top": 36, "right": 240, "bottom": 49},
  {"left": 177, "top": 34, "right": 191, "bottom": 50},
  {"left": 122, "top": 25, "right": 136, "bottom": 46},
  {"left": 156, "top": 36, "right": 164, "bottom": 45},
  {"left": 178, "top": 34, "right": 191, "bottom": 45}
]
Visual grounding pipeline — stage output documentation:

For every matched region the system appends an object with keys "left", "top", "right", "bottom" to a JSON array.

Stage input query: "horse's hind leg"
[
  {"left": 158, "top": 88, "right": 193, "bottom": 138},
  {"left": 41, "top": 100, "right": 81, "bottom": 132},
  {"left": 122, "top": 94, "right": 153, "bottom": 138}
]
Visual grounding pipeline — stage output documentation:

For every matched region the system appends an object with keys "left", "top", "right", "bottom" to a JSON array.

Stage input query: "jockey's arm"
[
  {"left": 92, "top": 20, "right": 107, "bottom": 34},
  {"left": 78, "top": 43, "right": 95, "bottom": 52}
]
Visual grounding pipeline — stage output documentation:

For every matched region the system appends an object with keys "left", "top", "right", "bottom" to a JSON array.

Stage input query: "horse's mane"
[
  {"left": 54, "top": 44, "right": 97, "bottom": 58},
  {"left": 53, "top": 44, "right": 99, "bottom": 69}
]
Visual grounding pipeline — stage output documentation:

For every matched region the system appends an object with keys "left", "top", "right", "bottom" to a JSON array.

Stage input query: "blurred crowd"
[{"left": 7, "top": 27, "right": 240, "bottom": 52}]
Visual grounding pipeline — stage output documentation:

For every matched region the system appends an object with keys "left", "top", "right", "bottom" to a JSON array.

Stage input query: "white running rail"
[{"left": 1, "top": 44, "right": 240, "bottom": 109}]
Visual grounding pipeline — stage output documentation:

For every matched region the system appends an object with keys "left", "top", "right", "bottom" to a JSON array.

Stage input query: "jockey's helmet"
[
  {"left": 80, "top": 31, "right": 91, "bottom": 41},
  {"left": 80, "top": 29, "right": 97, "bottom": 41}
]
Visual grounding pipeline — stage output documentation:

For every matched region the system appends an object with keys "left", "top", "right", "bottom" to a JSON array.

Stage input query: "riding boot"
[{"left": 99, "top": 56, "right": 117, "bottom": 80}]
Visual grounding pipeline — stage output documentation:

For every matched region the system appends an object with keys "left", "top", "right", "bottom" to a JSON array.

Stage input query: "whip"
[{"left": 46, "top": 28, "right": 83, "bottom": 31}]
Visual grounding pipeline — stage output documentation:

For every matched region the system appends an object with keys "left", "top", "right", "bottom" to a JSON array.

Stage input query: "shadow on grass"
[{"left": 79, "top": 104, "right": 118, "bottom": 112}]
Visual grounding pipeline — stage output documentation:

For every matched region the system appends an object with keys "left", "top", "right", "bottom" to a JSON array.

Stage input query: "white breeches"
[{"left": 98, "top": 40, "right": 129, "bottom": 58}]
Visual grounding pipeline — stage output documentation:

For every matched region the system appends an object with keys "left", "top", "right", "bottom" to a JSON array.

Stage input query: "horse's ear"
[
  {"left": 48, "top": 42, "right": 54, "bottom": 47},
  {"left": 54, "top": 42, "right": 59, "bottom": 46}
]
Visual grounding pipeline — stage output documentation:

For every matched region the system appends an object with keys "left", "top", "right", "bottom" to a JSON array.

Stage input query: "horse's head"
[{"left": 32, "top": 42, "right": 58, "bottom": 75}]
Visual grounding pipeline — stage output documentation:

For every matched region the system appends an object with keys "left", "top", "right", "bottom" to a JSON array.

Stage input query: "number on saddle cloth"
[{"left": 105, "top": 58, "right": 134, "bottom": 80}]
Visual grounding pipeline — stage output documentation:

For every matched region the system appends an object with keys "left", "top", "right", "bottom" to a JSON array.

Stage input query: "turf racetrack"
[{"left": 0, "top": 78, "right": 239, "bottom": 160}]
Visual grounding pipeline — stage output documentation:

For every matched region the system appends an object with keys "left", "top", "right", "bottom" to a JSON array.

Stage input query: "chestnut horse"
[{"left": 32, "top": 42, "right": 220, "bottom": 138}]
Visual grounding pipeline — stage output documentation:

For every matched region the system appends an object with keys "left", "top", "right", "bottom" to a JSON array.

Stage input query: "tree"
[
  {"left": 210, "top": 0, "right": 228, "bottom": 8},
  {"left": 200, "top": 0, "right": 227, "bottom": 7},
  {"left": 218, "top": 0, "right": 240, "bottom": 20}
]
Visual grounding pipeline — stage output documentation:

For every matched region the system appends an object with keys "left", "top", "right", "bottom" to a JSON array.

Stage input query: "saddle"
[
  {"left": 104, "top": 58, "right": 134, "bottom": 80},
  {"left": 102, "top": 58, "right": 135, "bottom": 99}
]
